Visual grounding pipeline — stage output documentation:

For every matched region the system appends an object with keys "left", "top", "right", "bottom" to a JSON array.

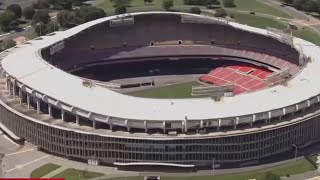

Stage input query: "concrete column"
[
  {"left": 76, "top": 115, "right": 79, "bottom": 125},
  {"left": 267, "top": 112, "right": 271, "bottom": 124},
  {"left": 61, "top": 109, "right": 65, "bottom": 121},
  {"left": 5, "top": 78, "right": 8, "bottom": 90},
  {"left": 36, "top": 98, "right": 40, "bottom": 114},
  {"left": 92, "top": 120, "right": 96, "bottom": 129},
  {"left": 234, "top": 117, "right": 239, "bottom": 129},
  {"left": 48, "top": 104, "right": 52, "bottom": 117},
  {"left": 125, "top": 120, "right": 129, "bottom": 131},
  {"left": 184, "top": 119, "right": 188, "bottom": 132},
  {"left": 251, "top": 114, "right": 256, "bottom": 127},
  {"left": 12, "top": 84, "right": 16, "bottom": 97},
  {"left": 163, "top": 121, "right": 166, "bottom": 134},
  {"left": 144, "top": 121, "right": 147, "bottom": 133},
  {"left": 27, "top": 93, "right": 30, "bottom": 109},
  {"left": 19, "top": 88, "right": 22, "bottom": 104},
  {"left": 8, "top": 81, "right": 12, "bottom": 95}
]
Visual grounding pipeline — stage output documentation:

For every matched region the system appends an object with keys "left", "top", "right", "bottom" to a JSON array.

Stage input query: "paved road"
[
  {"left": 262, "top": 0, "right": 320, "bottom": 33},
  {"left": 0, "top": 0, "right": 34, "bottom": 11}
]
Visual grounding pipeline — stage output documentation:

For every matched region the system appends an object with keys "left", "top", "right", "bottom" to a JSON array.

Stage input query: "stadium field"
[{"left": 127, "top": 81, "right": 202, "bottom": 99}]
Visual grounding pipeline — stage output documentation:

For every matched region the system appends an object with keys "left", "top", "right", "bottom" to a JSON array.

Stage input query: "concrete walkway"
[
  {"left": 41, "top": 166, "right": 68, "bottom": 178},
  {"left": 282, "top": 169, "right": 320, "bottom": 180}
]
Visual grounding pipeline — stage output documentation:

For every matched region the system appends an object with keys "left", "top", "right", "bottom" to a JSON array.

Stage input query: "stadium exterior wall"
[{"left": 1, "top": 88, "right": 320, "bottom": 167}]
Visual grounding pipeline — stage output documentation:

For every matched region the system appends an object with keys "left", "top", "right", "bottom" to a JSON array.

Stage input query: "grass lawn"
[
  {"left": 53, "top": 168, "right": 104, "bottom": 180},
  {"left": 96, "top": 0, "right": 184, "bottom": 12},
  {"left": 223, "top": 0, "right": 291, "bottom": 19},
  {"left": 26, "top": 32, "right": 39, "bottom": 40},
  {"left": 109, "top": 157, "right": 316, "bottom": 180},
  {"left": 293, "top": 27, "right": 320, "bottom": 46},
  {"left": 30, "top": 163, "right": 61, "bottom": 178},
  {"left": 127, "top": 81, "right": 200, "bottom": 99},
  {"left": 232, "top": 12, "right": 287, "bottom": 29}
]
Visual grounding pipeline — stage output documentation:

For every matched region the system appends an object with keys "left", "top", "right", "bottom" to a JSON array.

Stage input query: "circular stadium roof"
[{"left": 2, "top": 12, "right": 320, "bottom": 121}]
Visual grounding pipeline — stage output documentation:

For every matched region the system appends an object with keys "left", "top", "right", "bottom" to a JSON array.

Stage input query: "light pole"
[
  {"left": 37, "top": 23, "right": 42, "bottom": 36},
  {"left": 292, "top": 144, "right": 298, "bottom": 161},
  {"left": 212, "top": 158, "right": 215, "bottom": 176}
]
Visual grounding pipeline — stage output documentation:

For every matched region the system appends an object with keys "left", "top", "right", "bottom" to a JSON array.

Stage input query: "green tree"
[
  {"left": 34, "top": 22, "right": 46, "bottom": 35},
  {"left": 57, "top": 10, "right": 76, "bottom": 28},
  {"left": 75, "top": 6, "right": 106, "bottom": 23},
  {"left": 6, "top": 4, "right": 22, "bottom": 18},
  {"left": 223, "top": 0, "right": 235, "bottom": 7},
  {"left": 280, "top": 0, "right": 293, "bottom": 4},
  {"left": 292, "top": 0, "right": 306, "bottom": 10},
  {"left": 214, "top": 8, "right": 227, "bottom": 17},
  {"left": 47, "top": 21, "right": 59, "bottom": 32},
  {"left": 0, "top": 11, "right": 18, "bottom": 32},
  {"left": 184, "top": 0, "right": 207, "bottom": 5},
  {"left": 162, "top": 0, "right": 173, "bottom": 11},
  {"left": 23, "top": 6, "right": 35, "bottom": 20},
  {"left": 207, "top": 0, "right": 220, "bottom": 7},
  {"left": 32, "top": 10, "right": 50, "bottom": 25},
  {"left": 111, "top": 0, "right": 132, "bottom": 8},
  {"left": 33, "top": 0, "right": 50, "bottom": 9},
  {"left": 144, "top": 0, "right": 154, "bottom": 5},
  {"left": 48, "top": 0, "right": 73, "bottom": 10},
  {"left": 301, "top": 0, "right": 318, "bottom": 12},
  {"left": 111, "top": 0, "right": 131, "bottom": 14},
  {"left": 115, "top": 6, "right": 127, "bottom": 14},
  {"left": 190, "top": 7, "right": 201, "bottom": 14}
]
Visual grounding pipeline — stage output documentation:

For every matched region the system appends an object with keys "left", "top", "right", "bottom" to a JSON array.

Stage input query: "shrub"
[
  {"left": 223, "top": 0, "right": 236, "bottom": 7},
  {"left": 162, "top": 0, "right": 173, "bottom": 11},
  {"left": 190, "top": 7, "right": 201, "bottom": 14},
  {"left": 214, "top": 8, "right": 227, "bottom": 17}
]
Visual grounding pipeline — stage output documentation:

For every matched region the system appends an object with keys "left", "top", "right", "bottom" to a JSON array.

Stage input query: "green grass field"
[
  {"left": 127, "top": 81, "right": 200, "bottom": 99},
  {"left": 293, "top": 27, "right": 320, "bottom": 46},
  {"left": 53, "top": 168, "right": 104, "bottom": 180},
  {"left": 232, "top": 12, "right": 287, "bottom": 29},
  {"left": 109, "top": 157, "right": 316, "bottom": 180},
  {"left": 224, "top": 0, "right": 292, "bottom": 18},
  {"left": 96, "top": 0, "right": 291, "bottom": 19},
  {"left": 96, "top": 0, "right": 184, "bottom": 12},
  {"left": 30, "top": 163, "right": 61, "bottom": 178}
]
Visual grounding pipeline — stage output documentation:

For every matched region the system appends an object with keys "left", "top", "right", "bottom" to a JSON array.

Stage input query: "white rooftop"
[{"left": 2, "top": 12, "right": 320, "bottom": 121}]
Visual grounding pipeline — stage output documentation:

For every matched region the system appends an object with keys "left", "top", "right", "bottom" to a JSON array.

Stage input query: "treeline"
[{"left": 280, "top": 0, "right": 320, "bottom": 13}]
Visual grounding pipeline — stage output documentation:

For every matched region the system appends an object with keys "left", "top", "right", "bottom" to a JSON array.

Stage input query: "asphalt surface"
[
  {"left": 0, "top": 0, "right": 34, "bottom": 12},
  {"left": 263, "top": 0, "right": 320, "bottom": 33}
]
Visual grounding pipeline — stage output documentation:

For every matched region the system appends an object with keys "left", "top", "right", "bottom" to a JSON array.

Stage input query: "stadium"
[{"left": 0, "top": 11, "right": 319, "bottom": 169}]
